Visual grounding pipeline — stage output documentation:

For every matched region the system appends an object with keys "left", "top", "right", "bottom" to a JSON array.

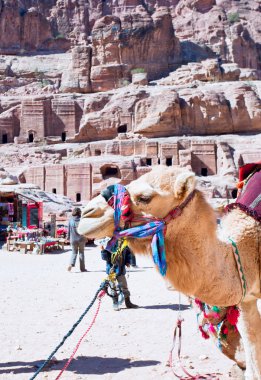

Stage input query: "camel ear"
[{"left": 173, "top": 171, "right": 196, "bottom": 198}]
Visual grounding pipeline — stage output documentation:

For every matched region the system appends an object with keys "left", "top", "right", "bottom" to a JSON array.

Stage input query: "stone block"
[
  {"left": 14, "top": 136, "right": 27, "bottom": 144},
  {"left": 120, "top": 168, "right": 136, "bottom": 183},
  {"left": 91, "top": 64, "right": 130, "bottom": 92},
  {"left": 132, "top": 72, "right": 148, "bottom": 86},
  {"left": 45, "top": 136, "right": 62, "bottom": 144}
]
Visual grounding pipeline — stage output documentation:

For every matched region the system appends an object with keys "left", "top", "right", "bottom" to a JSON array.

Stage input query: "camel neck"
[{"left": 165, "top": 192, "right": 243, "bottom": 306}]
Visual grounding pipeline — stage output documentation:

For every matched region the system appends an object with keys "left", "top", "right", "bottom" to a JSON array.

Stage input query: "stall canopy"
[{"left": 0, "top": 188, "right": 43, "bottom": 237}]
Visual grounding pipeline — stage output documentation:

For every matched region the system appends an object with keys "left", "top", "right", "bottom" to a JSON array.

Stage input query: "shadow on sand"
[
  {"left": 0, "top": 356, "right": 161, "bottom": 375},
  {"left": 141, "top": 303, "right": 190, "bottom": 311}
]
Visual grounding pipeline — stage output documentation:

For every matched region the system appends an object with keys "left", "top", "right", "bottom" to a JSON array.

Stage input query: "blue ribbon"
[{"left": 106, "top": 184, "right": 167, "bottom": 276}]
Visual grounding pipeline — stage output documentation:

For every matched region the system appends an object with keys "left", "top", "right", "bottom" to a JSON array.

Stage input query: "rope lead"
[{"left": 29, "top": 281, "right": 107, "bottom": 380}]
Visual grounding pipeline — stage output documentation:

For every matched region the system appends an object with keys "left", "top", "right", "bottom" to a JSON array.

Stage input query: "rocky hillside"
[
  {"left": 0, "top": 0, "right": 260, "bottom": 203},
  {"left": 0, "top": 0, "right": 260, "bottom": 91}
]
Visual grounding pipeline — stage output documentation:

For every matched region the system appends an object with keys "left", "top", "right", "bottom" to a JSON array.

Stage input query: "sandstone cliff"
[
  {"left": 91, "top": 7, "right": 181, "bottom": 91},
  {"left": 1, "top": 0, "right": 260, "bottom": 71},
  {"left": 0, "top": 0, "right": 260, "bottom": 203}
]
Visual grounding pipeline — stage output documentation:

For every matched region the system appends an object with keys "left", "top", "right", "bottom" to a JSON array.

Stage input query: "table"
[{"left": 6, "top": 237, "right": 65, "bottom": 254}]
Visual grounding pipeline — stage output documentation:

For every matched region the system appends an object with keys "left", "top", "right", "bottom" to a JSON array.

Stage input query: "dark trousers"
[{"left": 111, "top": 274, "right": 130, "bottom": 300}]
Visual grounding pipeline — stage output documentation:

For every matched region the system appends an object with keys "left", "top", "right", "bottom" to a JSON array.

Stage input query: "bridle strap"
[
  {"left": 164, "top": 190, "right": 197, "bottom": 224},
  {"left": 130, "top": 190, "right": 197, "bottom": 226}
]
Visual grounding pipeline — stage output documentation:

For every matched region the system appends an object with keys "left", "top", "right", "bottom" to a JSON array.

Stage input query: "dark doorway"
[
  {"left": 52, "top": 188, "right": 57, "bottom": 194},
  {"left": 231, "top": 188, "right": 238, "bottom": 199},
  {"left": 166, "top": 157, "right": 172, "bottom": 167},
  {"left": 76, "top": 193, "right": 81, "bottom": 202},
  {"left": 28, "top": 133, "right": 34, "bottom": 143},
  {"left": 95, "top": 149, "right": 101, "bottom": 156},
  {"left": 62, "top": 132, "right": 66, "bottom": 142},
  {"left": 117, "top": 124, "right": 127, "bottom": 133},
  {"left": 101, "top": 165, "right": 121, "bottom": 180},
  {"left": 158, "top": 158, "right": 161, "bottom": 164},
  {"left": 104, "top": 167, "right": 118, "bottom": 176},
  {"left": 201, "top": 168, "right": 208, "bottom": 176},
  {"left": 2, "top": 134, "right": 8, "bottom": 144},
  {"left": 146, "top": 158, "right": 152, "bottom": 166}
]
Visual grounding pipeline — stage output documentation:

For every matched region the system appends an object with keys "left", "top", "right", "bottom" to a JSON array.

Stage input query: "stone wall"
[
  {"left": 1, "top": 80, "right": 260, "bottom": 155},
  {"left": 22, "top": 137, "right": 222, "bottom": 201},
  {"left": 20, "top": 98, "right": 52, "bottom": 141},
  {"left": 45, "top": 164, "right": 65, "bottom": 195},
  {"left": 24, "top": 159, "right": 138, "bottom": 201},
  {"left": 0, "top": 107, "right": 20, "bottom": 143},
  {"left": 51, "top": 99, "right": 83, "bottom": 140},
  {"left": 24, "top": 166, "right": 45, "bottom": 189},
  {"left": 65, "top": 163, "right": 92, "bottom": 202},
  {"left": 12, "top": 96, "right": 84, "bottom": 143},
  {"left": 191, "top": 141, "right": 216, "bottom": 175}
]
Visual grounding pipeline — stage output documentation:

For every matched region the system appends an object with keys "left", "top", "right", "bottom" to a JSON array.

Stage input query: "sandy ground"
[{"left": 0, "top": 244, "right": 240, "bottom": 380}]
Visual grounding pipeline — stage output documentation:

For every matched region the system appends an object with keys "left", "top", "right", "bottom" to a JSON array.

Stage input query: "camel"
[{"left": 78, "top": 166, "right": 261, "bottom": 380}]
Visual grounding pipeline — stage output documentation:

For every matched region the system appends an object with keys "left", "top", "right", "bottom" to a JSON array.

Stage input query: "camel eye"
[{"left": 136, "top": 195, "right": 152, "bottom": 204}]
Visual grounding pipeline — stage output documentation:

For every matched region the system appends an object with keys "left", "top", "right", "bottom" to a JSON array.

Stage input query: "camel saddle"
[{"left": 226, "top": 162, "right": 261, "bottom": 223}]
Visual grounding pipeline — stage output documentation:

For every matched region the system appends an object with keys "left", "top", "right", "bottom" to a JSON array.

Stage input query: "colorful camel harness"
[
  {"left": 101, "top": 183, "right": 197, "bottom": 276},
  {"left": 101, "top": 183, "right": 248, "bottom": 294},
  {"left": 101, "top": 180, "right": 255, "bottom": 348}
]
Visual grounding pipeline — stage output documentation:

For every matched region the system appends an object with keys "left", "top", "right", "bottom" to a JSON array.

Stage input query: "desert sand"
[{"left": 0, "top": 244, "right": 239, "bottom": 380}]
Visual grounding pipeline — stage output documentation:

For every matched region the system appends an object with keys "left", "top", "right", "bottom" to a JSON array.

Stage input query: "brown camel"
[{"left": 78, "top": 166, "right": 261, "bottom": 380}]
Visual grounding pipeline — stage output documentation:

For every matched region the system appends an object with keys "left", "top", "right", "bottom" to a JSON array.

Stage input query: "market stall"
[
  {"left": 0, "top": 190, "right": 43, "bottom": 240},
  {"left": 0, "top": 188, "right": 66, "bottom": 254},
  {"left": 6, "top": 227, "right": 65, "bottom": 254}
]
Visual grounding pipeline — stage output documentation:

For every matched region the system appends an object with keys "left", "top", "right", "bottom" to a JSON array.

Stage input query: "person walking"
[
  {"left": 67, "top": 207, "right": 87, "bottom": 272},
  {"left": 100, "top": 241, "right": 138, "bottom": 311}
]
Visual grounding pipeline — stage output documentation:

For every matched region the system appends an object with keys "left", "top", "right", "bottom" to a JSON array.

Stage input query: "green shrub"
[
  {"left": 131, "top": 68, "right": 146, "bottom": 74},
  {"left": 55, "top": 33, "right": 65, "bottom": 40},
  {"left": 227, "top": 12, "right": 240, "bottom": 24}
]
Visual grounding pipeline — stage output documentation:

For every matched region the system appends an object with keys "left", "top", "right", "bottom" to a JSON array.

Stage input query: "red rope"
[
  {"left": 167, "top": 318, "right": 220, "bottom": 380},
  {"left": 55, "top": 290, "right": 106, "bottom": 380}
]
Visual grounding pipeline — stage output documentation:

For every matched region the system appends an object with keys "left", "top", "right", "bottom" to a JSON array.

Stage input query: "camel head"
[{"left": 78, "top": 166, "right": 196, "bottom": 241}]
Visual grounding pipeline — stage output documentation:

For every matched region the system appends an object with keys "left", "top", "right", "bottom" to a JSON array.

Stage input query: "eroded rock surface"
[
  {"left": 91, "top": 7, "right": 181, "bottom": 91},
  {"left": 0, "top": 0, "right": 260, "bottom": 207}
]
